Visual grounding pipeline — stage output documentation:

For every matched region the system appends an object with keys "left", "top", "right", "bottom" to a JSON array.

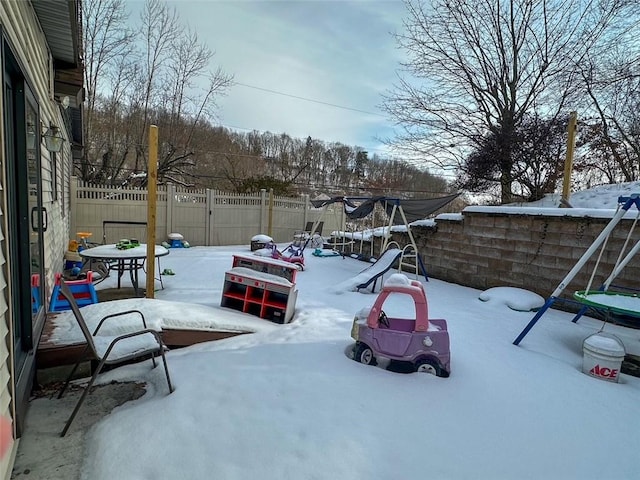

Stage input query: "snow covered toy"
[
  {"left": 168, "top": 232, "right": 185, "bottom": 248},
  {"left": 116, "top": 238, "right": 138, "bottom": 250},
  {"left": 350, "top": 273, "right": 451, "bottom": 377},
  {"left": 250, "top": 233, "right": 273, "bottom": 251},
  {"left": 312, "top": 248, "right": 340, "bottom": 257},
  {"left": 268, "top": 241, "right": 305, "bottom": 270}
]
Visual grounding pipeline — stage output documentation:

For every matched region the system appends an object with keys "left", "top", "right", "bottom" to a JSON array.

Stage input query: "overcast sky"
[{"left": 128, "top": 0, "right": 408, "bottom": 156}]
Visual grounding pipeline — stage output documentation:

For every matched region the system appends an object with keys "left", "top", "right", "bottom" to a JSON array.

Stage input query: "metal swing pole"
[
  {"left": 397, "top": 204, "right": 424, "bottom": 279},
  {"left": 569, "top": 236, "right": 640, "bottom": 324},
  {"left": 514, "top": 195, "right": 640, "bottom": 345},
  {"left": 551, "top": 197, "right": 637, "bottom": 298},
  {"left": 381, "top": 202, "right": 396, "bottom": 253},
  {"left": 572, "top": 202, "right": 640, "bottom": 324},
  {"left": 603, "top": 236, "right": 640, "bottom": 291}
]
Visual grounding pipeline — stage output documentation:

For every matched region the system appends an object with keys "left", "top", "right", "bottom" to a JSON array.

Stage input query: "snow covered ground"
[
  {"left": 48, "top": 239, "right": 639, "bottom": 480},
  {"left": 42, "top": 183, "right": 640, "bottom": 479},
  {"left": 510, "top": 181, "right": 640, "bottom": 209}
]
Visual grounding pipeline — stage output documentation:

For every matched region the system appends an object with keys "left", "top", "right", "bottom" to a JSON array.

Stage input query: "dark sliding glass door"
[{"left": 3, "top": 39, "right": 46, "bottom": 434}]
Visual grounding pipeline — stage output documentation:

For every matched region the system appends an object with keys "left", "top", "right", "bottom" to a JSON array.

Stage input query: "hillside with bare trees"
[{"left": 80, "top": 0, "right": 455, "bottom": 201}]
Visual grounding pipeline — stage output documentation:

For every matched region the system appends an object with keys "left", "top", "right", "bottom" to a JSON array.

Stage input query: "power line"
[
  {"left": 221, "top": 82, "right": 393, "bottom": 152},
  {"left": 235, "top": 82, "right": 386, "bottom": 117}
]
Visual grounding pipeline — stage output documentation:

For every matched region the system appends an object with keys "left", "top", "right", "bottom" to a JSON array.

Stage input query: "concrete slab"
[{"left": 11, "top": 381, "right": 144, "bottom": 480}]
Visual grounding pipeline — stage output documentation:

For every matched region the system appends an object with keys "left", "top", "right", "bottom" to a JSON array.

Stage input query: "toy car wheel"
[
  {"left": 294, "top": 262, "right": 304, "bottom": 271},
  {"left": 415, "top": 358, "right": 441, "bottom": 376},
  {"left": 354, "top": 343, "right": 376, "bottom": 366}
]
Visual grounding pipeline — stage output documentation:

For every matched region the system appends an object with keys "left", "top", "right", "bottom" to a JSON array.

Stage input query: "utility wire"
[{"left": 235, "top": 82, "right": 386, "bottom": 117}]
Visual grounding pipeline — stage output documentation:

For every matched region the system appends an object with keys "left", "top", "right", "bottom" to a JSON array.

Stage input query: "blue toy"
[{"left": 49, "top": 272, "right": 99, "bottom": 312}]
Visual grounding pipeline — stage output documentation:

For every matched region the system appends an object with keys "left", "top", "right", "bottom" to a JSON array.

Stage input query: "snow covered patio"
[{"left": 22, "top": 244, "right": 640, "bottom": 479}]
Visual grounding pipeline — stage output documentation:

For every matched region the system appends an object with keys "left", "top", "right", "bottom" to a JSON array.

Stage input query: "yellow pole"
[
  {"left": 561, "top": 111, "right": 578, "bottom": 207},
  {"left": 146, "top": 125, "right": 158, "bottom": 298}
]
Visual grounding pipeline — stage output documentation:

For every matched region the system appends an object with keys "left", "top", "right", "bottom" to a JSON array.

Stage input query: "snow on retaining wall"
[{"left": 391, "top": 207, "right": 640, "bottom": 301}]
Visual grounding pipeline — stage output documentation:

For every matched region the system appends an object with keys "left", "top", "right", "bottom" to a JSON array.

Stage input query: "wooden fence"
[{"left": 70, "top": 177, "right": 344, "bottom": 246}]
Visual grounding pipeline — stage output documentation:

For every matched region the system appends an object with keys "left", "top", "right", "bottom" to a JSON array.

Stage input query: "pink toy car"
[
  {"left": 350, "top": 274, "right": 451, "bottom": 377},
  {"left": 266, "top": 242, "right": 305, "bottom": 270}
]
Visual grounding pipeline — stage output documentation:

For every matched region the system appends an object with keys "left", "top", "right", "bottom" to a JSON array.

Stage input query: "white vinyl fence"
[{"left": 70, "top": 177, "right": 343, "bottom": 246}]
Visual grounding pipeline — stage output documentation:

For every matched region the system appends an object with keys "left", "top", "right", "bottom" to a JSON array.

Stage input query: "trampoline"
[{"left": 574, "top": 290, "right": 640, "bottom": 318}]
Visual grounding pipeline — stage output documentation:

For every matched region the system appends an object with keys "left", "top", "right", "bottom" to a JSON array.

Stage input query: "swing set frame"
[
  {"left": 514, "top": 194, "right": 640, "bottom": 346},
  {"left": 307, "top": 196, "right": 431, "bottom": 279}
]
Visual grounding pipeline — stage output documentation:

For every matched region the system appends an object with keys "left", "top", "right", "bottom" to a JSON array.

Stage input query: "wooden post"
[
  {"left": 303, "top": 193, "right": 309, "bottom": 229},
  {"left": 259, "top": 189, "right": 267, "bottom": 233},
  {"left": 205, "top": 188, "right": 213, "bottom": 246},
  {"left": 70, "top": 176, "right": 78, "bottom": 238},
  {"left": 268, "top": 188, "right": 274, "bottom": 238},
  {"left": 561, "top": 111, "right": 578, "bottom": 207},
  {"left": 166, "top": 183, "right": 175, "bottom": 239},
  {"left": 146, "top": 125, "right": 158, "bottom": 298}
]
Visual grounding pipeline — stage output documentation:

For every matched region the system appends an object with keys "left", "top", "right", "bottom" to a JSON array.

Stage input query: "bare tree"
[
  {"left": 384, "top": 0, "right": 636, "bottom": 202},
  {"left": 579, "top": 42, "right": 640, "bottom": 183},
  {"left": 128, "top": 0, "right": 180, "bottom": 174},
  {"left": 81, "top": 0, "right": 134, "bottom": 182},
  {"left": 80, "top": 0, "right": 232, "bottom": 185}
]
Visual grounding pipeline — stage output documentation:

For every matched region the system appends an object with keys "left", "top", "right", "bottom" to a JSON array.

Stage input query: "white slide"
[{"left": 332, "top": 248, "right": 402, "bottom": 292}]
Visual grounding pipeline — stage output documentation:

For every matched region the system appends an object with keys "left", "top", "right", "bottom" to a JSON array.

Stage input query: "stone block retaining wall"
[{"left": 390, "top": 207, "right": 640, "bottom": 303}]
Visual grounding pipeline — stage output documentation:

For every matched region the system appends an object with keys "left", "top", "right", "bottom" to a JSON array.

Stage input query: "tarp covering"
[
  {"left": 310, "top": 196, "right": 352, "bottom": 209},
  {"left": 383, "top": 194, "right": 461, "bottom": 223},
  {"left": 310, "top": 194, "right": 460, "bottom": 223},
  {"left": 343, "top": 197, "right": 384, "bottom": 219}
]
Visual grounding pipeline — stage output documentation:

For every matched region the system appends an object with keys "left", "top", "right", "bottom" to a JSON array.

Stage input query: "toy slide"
[
  {"left": 354, "top": 248, "right": 402, "bottom": 291},
  {"left": 331, "top": 248, "right": 402, "bottom": 293}
]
